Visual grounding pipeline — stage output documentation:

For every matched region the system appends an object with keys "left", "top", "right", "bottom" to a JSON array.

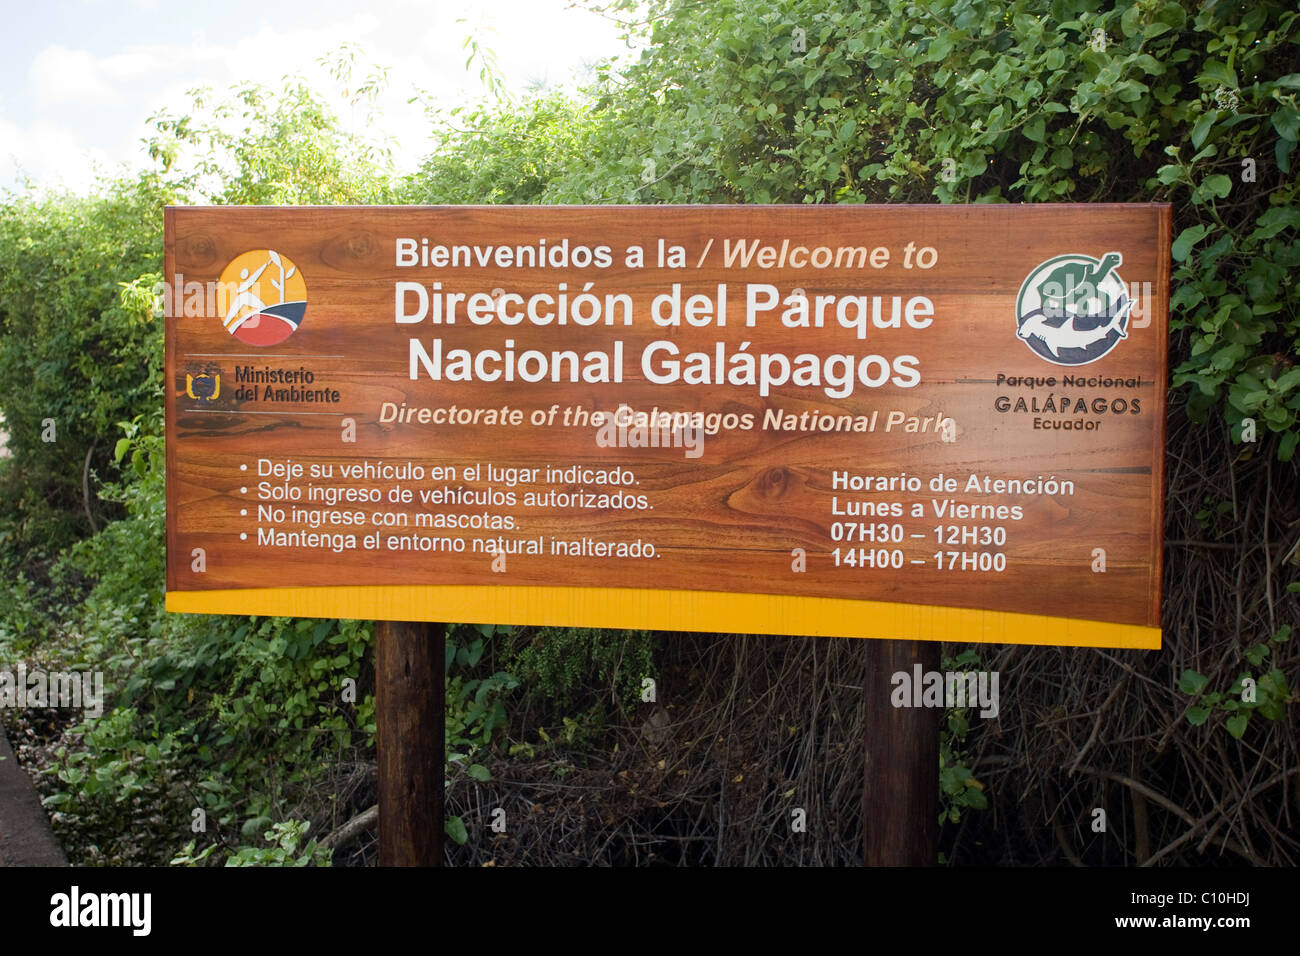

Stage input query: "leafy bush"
[
  {"left": 938, "top": 650, "right": 989, "bottom": 826},
  {"left": 0, "top": 68, "right": 399, "bottom": 865},
  {"left": 571, "top": 0, "right": 1299, "bottom": 456},
  {"left": 146, "top": 49, "right": 396, "bottom": 205},
  {"left": 445, "top": 626, "right": 519, "bottom": 762},
  {"left": 400, "top": 93, "right": 601, "bottom": 205},
  {"left": 175, "top": 819, "right": 332, "bottom": 867},
  {"left": 26, "top": 413, "right": 376, "bottom": 863},
  {"left": 441, "top": 625, "right": 518, "bottom": 845},
  {"left": 506, "top": 626, "right": 655, "bottom": 722},
  {"left": 1180, "top": 624, "right": 1293, "bottom": 738},
  {"left": 0, "top": 174, "right": 171, "bottom": 561}
]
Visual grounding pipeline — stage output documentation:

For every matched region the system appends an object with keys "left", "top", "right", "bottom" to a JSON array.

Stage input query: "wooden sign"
[{"left": 164, "top": 205, "right": 1169, "bottom": 648}]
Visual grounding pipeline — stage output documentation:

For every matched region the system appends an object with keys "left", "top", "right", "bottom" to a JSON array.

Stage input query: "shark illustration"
[{"left": 1016, "top": 296, "right": 1132, "bottom": 359}]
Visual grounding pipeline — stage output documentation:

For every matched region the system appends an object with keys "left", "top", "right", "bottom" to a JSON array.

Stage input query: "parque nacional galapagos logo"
[
  {"left": 1014, "top": 251, "right": 1133, "bottom": 366},
  {"left": 217, "top": 249, "right": 307, "bottom": 346}
]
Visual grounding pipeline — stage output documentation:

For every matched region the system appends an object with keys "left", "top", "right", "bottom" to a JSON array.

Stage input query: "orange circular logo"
[{"left": 218, "top": 250, "right": 307, "bottom": 346}]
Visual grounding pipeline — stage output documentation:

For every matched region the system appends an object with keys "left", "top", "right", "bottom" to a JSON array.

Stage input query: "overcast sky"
[{"left": 0, "top": 0, "right": 634, "bottom": 193}]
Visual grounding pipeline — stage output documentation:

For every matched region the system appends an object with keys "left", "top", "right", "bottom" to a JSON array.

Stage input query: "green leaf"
[
  {"left": 1130, "top": 55, "right": 1164, "bottom": 77},
  {"left": 468, "top": 763, "right": 491, "bottom": 782},
  {"left": 1171, "top": 224, "right": 1208, "bottom": 261},
  {"left": 1200, "top": 62, "right": 1238, "bottom": 90},
  {"left": 1190, "top": 111, "right": 1217, "bottom": 150},
  {"left": 1225, "top": 713, "right": 1248, "bottom": 739},
  {"left": 1279, "top": 430, "right": 1298, "bottom": 462},
  {"left": 1275, "top": 370, "right": 1300, "bottom": 394},
  {"left": 1179, "top": 669, "right": 1209, "bottom": 695},
  {"left": 465, "top": 639, "right": 484, "bottom": 667},
  {"left": 1250, "top": 206, "right": 1300, "bottom": 240},
  {"left": 1023, "top": 116, "right": 1045, "bottom": 142},
  {"left": 1155, "top": 163, "right": 1183, "bottom": 185},
  {"left": 1276, "top": 136, "right": 1295, "bottom": 175},
  {"left": 1258, "top": 696, "right": 1285, "bottom": 722},
  {"left": 1257, "top": 671, "right": 1289, "bottom": 720},
  {"left": 1273, "top": 107, "right": 1300, "bottom": 143},
  {"left": 1186, "top": 706, "right": 1211, "bottom": 726},
  {"left": 1120, "top": 5, "right": 1143, "bottom": 37},
  {"left": 1198, "top": 174, "right": 1231, "bottom": 200},
  {"left": 445, "top": 816, "right": 468, "bottom": 845}
]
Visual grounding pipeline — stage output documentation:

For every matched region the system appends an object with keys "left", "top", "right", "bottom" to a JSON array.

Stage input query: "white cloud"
[
  {"left": 4, "top": 0, "right": 635, "bottom": 193},
  {"left": 30, "top": 44, "right": 121, "bottom": 107},
  {"left": 0, "top": 114, "right": 117, "bottom": 193}
]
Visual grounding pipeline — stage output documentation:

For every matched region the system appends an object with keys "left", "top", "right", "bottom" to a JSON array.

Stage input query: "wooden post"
[
  {"left": 862, "top": 638, "right": 940, "bottom": 865},
  {"left": 375, "top": 620, "right": 445, "bottom": 866}
]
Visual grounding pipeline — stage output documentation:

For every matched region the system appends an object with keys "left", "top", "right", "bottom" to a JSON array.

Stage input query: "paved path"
[
  {"left": 0, "top": 418, "right": 61, "bottom": 863},
  {"left": 0, "top": 723, "right": 67, "bottom": 866}
]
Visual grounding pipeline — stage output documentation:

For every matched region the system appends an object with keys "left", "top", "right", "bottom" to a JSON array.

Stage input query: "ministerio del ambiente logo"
[{"left": 217, "top": 249, "right": 307, "bottom": 346}]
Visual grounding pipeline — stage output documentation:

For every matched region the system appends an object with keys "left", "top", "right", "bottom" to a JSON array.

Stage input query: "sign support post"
[
  {"left": 375, "top": 620, "right": 445, "bottom": 867},
  {"left": 863, "top": 639, "right": 940, "bottom": 865}
]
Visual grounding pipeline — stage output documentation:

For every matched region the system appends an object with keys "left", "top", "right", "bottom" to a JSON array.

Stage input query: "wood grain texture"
[
  {"left": 165, "top": 205, "right": 1170, "bottom": 643},
  {"left": 376, "top": 620, "right": 444, "bottom": 866},
  {"left": 862, "top": 640, "right": 940, "bottom": 865}
]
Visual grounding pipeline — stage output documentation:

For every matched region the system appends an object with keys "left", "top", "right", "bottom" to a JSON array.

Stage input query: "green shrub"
[
  {"left": 0, "top": 69, "right": 398, "bottom": 865},
  {"left": 1180, "top": 624, "right": 1293, "bottom": 738},
  {"left": 27, "top": 414, "right": 376, "bottom": 863},
  {"left": 507, "top": 626, "right": 655, "bottom": 720},
  {"left": 572, "top": 0, "right": 1300, "bottom": 456},
  {"left": 0, "top": 174, "right": 171, "bottom": 560}
]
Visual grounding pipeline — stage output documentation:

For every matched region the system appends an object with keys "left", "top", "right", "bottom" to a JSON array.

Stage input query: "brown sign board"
[{"left": 164, "top": 205, "right": 1169, "bottom": 648}]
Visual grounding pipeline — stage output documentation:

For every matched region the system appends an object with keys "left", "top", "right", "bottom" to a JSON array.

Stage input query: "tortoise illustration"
[{"left": 1039, "top": 251, "right": 1122, "bottom": 318}]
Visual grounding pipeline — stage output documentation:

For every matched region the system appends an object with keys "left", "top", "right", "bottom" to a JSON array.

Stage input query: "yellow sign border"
[{"left": 166, "top": 586, "right": 1160, "bottom": 649}]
